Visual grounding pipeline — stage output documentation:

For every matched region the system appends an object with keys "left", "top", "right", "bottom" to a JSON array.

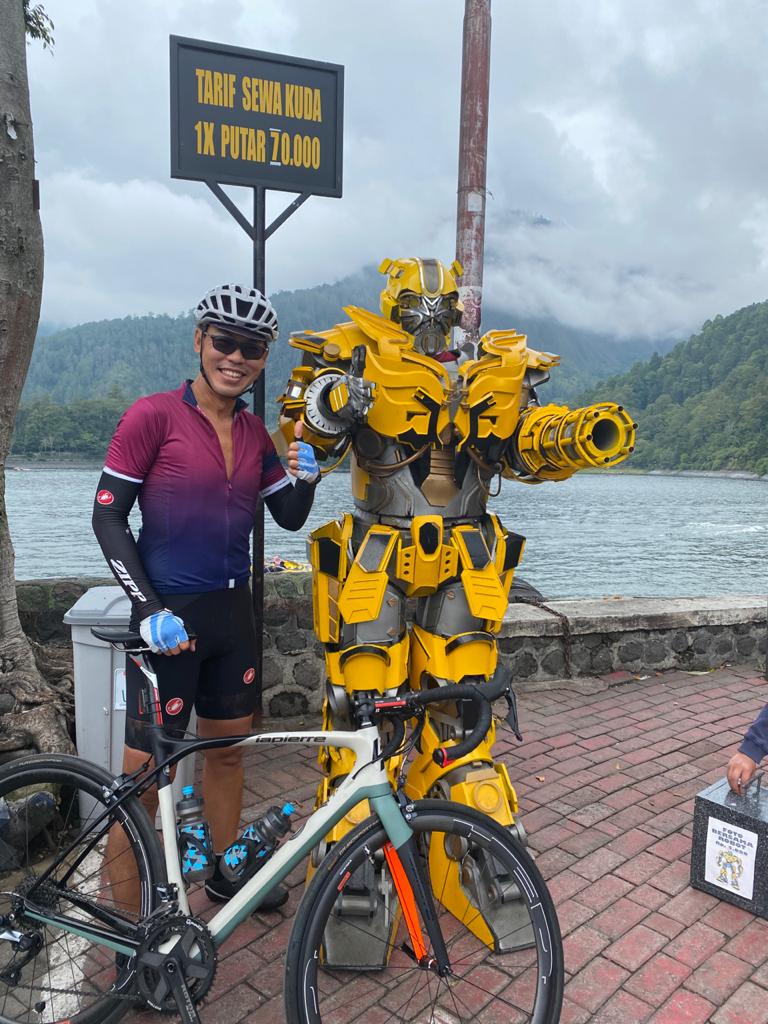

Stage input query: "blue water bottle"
[
  {"left": 176, "top": 785, "right": 214, "bottom": 882},
  {"left": 220, "top": 803, "right": 294, "bottom": 883}
]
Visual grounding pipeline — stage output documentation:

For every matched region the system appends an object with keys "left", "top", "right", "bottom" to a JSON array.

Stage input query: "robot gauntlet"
[
  {"left": 508, "top": 401, "right": 637, "bottom": 481},
  {"left": 301, "top": 345, "right": 375, "bottom": 437}
]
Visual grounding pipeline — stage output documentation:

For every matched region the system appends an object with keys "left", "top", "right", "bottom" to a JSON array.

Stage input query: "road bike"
[{"left": 0, "top": 627, "right": 563, "bottom": 1023}]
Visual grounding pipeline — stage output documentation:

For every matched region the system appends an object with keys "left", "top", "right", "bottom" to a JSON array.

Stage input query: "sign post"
[{"left": 170, "top": 35, "right": 344, "bottom": 705}]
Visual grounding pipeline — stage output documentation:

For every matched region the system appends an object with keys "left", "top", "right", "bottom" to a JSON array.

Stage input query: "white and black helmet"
[{"left": 195, "top": 284, "right": 279, "bottom": 341}]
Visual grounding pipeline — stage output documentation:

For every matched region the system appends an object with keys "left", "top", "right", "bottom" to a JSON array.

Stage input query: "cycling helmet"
[{"left": 195, "top": 284, "right": 279, "bottom": 341}]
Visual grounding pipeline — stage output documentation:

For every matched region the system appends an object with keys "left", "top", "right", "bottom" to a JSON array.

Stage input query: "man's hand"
[
  {"left": 287, "top": 421, "right": 320, "bottom": 483},
  {"left": 140, "top": 609, "right": 194, "bottom": 656},
  {"left": 726, "top": 751, "right": 758, "bottom": 795}
]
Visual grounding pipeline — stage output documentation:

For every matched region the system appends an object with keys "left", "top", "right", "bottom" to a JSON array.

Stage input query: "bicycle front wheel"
[
  {"left": 286, "top": 799, "right": 563, "bottom": 1024},
  {"left": 0, "top": 754, "right": 166, "bottom": 1024}
]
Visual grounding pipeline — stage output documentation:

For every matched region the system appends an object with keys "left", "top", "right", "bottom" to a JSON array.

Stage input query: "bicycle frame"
[
  {"left": 159, "top": 725, "right": 408, "bottom": 945},
  {"left": 21, "top": 650, "right": 419, "bottom": 955}
]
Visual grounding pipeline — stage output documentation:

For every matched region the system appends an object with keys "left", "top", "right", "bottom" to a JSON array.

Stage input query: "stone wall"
[{"left": 16, "top": 578, "right": 766, "bottom": 716}]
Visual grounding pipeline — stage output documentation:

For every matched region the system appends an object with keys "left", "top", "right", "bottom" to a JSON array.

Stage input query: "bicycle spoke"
[
  {"left": 0, "top": 757, "right": 160, "bottom": 1024},
  {"left": 290, "top": 805, "right": 563, "bottom": 1024}
]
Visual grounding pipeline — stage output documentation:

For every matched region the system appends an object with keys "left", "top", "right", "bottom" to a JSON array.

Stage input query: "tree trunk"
[{"left": 0, "top": 0, "right": 72, "bottom": 754}]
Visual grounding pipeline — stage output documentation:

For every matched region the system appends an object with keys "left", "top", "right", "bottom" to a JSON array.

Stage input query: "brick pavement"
[{"left": 124, "top": 663, "right": 768, "bottom": 1023}]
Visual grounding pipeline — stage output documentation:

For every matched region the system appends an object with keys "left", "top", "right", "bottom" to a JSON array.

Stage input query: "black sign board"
[{"left": 170, "top": 35, "right": 343, "bottom": 197}]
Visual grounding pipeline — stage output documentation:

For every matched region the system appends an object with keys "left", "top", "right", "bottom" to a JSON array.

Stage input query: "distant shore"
[
  {"left": 7, "top": 457, "right": 768, "bottom": 481},
  {"left": 603, "top": 468, "right": 768, "bottom": 481}
]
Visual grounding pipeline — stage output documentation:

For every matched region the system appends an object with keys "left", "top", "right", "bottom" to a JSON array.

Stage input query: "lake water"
[{"left": 5, "top": 467, "right": 767, "bottom": 599}]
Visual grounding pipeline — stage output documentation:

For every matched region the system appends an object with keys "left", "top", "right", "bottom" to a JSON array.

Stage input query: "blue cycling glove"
[
  {"left": 140, "top": 609, "right": 189, "bottom": 653},
  {"left": 295, "top": 441, "right": 320, "bottom": 483}
]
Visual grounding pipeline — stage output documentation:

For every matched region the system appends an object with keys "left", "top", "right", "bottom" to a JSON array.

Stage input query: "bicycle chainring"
[{"left": 136, "top": 914, "right": 217, "bottom": 1012}]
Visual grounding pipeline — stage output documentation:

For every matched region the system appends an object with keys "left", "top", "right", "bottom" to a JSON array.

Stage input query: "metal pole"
[
  {"left": 455, "top": 0, "right": 491, "bottom": 346},
  {"left": 252, "top": 185, "right": 266, "bottom": 698}
]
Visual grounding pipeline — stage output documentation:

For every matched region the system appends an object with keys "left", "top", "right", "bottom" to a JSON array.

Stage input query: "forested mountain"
[
  {"left": 14, "top": 264, "right": 669, "bottom": 457},
  {"left": 583, "top": 301, "right": 768, "bottom": 475}
]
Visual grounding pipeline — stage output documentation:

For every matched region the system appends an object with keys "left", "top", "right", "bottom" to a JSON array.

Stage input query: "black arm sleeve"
[
  {"left": 263, "top": 477, "right": 317, "bottom": 532},
  {"left": 91, "top": 472, "right": 164, "bottom": 619}
]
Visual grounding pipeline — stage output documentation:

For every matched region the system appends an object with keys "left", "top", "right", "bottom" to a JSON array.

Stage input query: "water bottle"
[
  {"left": 176, "top": 785, "right": 214, "bottom": 882},
  {"left": 220, "top": 803, "right": 294, "bottom": 883}
]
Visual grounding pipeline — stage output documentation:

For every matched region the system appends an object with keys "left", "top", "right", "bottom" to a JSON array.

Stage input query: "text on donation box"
[
  {"left": 704, "top": 816, "right": 758, "bottom": 902},
  {"left": 170, "top": 36, "right": 343, "bottom": 195}
]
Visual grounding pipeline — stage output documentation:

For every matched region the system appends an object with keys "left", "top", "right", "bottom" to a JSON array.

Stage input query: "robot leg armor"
[{"left": 309, "top": 519, "right": 408, "bottom": 822}]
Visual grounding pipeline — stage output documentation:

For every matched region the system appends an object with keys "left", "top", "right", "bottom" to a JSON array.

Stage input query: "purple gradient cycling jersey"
[{"left": 103, "top": 382, "right": 289, "bottom": 593}]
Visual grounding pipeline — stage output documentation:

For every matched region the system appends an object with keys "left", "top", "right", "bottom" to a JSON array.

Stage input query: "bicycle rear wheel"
[
  {"left": 286, "top": 799, "right": 563, "bottom": 1024},
  {"left": 0, "top": 754, "right": 165, "bottom": 1024}
]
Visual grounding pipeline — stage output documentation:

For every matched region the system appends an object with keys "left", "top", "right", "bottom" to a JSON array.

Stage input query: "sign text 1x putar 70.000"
[{"left": 170, "top": 36, "right": 343, "bottom": 196}]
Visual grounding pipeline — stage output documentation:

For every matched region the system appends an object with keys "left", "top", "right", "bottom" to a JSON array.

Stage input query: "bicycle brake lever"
[{"left": 502, "top": 688, "right": 523, "bottom": 743}]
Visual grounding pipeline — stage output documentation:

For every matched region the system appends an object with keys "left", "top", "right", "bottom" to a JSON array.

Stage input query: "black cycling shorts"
[{"left": 125, "top": 585, "right": 261, "bottom": 752}]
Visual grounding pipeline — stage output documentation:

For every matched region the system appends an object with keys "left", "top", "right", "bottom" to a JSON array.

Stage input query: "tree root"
[{"left": 0, "top": 638, "right": 74, "bottom": 754}]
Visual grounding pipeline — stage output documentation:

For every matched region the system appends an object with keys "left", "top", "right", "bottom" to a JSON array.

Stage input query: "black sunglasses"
[{"left": 203, "top": 329, "right": 269, "bottom": 361}]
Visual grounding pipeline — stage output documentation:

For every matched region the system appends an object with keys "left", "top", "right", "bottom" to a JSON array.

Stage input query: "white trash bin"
[{"left": 64, "top": 586, "right": 196, "bottom": 811}]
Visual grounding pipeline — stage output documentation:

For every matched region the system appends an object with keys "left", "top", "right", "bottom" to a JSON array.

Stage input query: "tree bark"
[{"left": 0, "top": 0, "right": 72, "bottom": 753}]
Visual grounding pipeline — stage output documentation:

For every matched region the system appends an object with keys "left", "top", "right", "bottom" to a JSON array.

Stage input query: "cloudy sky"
[{"left": 26, "top": 0, "right": 768, "bottom": 339}]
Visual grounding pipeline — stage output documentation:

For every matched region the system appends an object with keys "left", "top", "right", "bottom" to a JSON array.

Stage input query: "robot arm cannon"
[{"left": 508, "top": 402, "right": 637, "bottom": 481}]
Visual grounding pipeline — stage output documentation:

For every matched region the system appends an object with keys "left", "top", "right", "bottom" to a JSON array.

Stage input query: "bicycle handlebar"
[
  {"left": 371, "top": 667, "right": 512, "bottom": 767},
  {"left": 93, "top": 627, "right": 514, "bottom": 767}
]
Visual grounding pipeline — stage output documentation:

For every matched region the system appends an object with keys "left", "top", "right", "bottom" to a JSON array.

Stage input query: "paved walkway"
[{"left": 131, "top": 662, "right": 768, "bottom": 1023}]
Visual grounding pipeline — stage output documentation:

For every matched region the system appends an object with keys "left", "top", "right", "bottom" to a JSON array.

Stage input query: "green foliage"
[
  {"left": 15, "top": 266, "right": 671, "bottom": 457},
  {"left": 23, "top": 1, "right": 54, "bottom": 48},
  {"left": 583, "top": 302, "right": 768, "bottom": 475},
  {"left": 12, "top": 391, "right": 129, "bottom": 457}
]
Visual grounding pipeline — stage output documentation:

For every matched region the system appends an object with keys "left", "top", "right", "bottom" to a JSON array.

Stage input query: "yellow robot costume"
[{"left": 278, "top": 257, "right": 636, "bottom": 959}]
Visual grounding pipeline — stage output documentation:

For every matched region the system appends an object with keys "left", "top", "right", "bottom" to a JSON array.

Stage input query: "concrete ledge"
[
  {"left": 500, "top": 595, "right": 767, "bottom": 635},
  {"left": 16, "top": 577, "right": 768, "bottom": 716}
]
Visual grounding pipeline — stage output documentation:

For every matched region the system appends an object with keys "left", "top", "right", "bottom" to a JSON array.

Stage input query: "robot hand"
[{"left": 326, "top": 349, "right": 375, "bottom": 424}]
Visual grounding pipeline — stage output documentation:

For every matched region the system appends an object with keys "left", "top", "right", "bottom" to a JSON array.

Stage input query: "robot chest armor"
[{"left": 363, "top": 347, "right": 527, "bottom": 449}]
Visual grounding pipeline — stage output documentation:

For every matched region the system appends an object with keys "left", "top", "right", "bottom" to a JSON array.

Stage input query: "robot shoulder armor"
[
  {"left": 526, "top": 346, "right": 561, "bottom": 371},
  {"left": 478, "top": 330, "right": 561, "bottom": 371},
  {"left": 343, "top": 305, "right": 411, "bottom": 351},
  {"left": 290, "top": 321, "right": 368, "bottom": 364}
]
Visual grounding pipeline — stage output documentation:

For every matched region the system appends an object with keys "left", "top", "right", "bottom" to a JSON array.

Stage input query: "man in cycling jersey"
[{"left": 93, "top": 284, "right": 319, "bottom": 910}]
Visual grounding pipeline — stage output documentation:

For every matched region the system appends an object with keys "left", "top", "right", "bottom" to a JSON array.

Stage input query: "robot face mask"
[
  {"left": 379, "top": 257, "right": 464, "bottom": 357},
  {"left": 398, "top": 291, "right": 461, "bottom": 356}
]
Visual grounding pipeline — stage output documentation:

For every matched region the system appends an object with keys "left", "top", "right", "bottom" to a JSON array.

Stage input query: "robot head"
[{"left": 379, "top": 257, "right": 464, "bottom": 356}]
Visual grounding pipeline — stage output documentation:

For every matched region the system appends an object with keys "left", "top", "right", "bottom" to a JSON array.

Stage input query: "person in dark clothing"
[
  {"left": 92, "top": 284, "right": 319, "bottom": 910},
  {"left": 727, "top": 702, "right": 768, "bottom": 795}
]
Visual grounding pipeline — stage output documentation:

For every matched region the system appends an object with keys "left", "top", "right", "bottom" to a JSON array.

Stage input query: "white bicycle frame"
[
  {"left": 159, "top": 725, "right": 411, "bottom": 946},
  {"left": 22, "top": 649, "right": 415, "bottom": 956}
]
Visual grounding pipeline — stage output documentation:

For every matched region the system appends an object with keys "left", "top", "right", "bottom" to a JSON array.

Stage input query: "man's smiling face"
[{"left": 194, "top": 325, "right": 269, "bottom": 397}]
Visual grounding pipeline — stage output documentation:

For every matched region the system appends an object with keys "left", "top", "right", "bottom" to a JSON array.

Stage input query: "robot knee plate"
[
  {"left": 440, "top": 763, "right": 520, "bottom": 830},
  {"left": 409, "top": 624, "right": 497, "bottom": 689},
  {"left": 326, "top": 633, "right": 409, "bottom": 694}
]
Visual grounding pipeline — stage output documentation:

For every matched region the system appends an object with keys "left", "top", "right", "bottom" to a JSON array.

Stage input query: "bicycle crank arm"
[{"left": 162, "top": 961, "right": 201, "bottom": 1024}]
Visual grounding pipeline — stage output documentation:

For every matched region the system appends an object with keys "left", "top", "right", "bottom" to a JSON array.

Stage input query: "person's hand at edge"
[
  {"left": 726, "top": 751, "right": 758, "bottom": 795},
  {"left": 140, "top": 609, "right": 195, "bottom": 656},
  {"left": 287, "top": 420, "right": 320, "bottom": 483}
]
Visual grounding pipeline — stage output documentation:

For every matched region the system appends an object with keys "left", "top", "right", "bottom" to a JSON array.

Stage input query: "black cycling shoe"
[{"left": 204, "top": 864, "right": 288, "bottom": 911}]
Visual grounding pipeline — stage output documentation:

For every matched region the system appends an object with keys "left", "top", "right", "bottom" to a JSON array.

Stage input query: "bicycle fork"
[{"left": 371, "top": 795, "right": 450, "bottom": 977}]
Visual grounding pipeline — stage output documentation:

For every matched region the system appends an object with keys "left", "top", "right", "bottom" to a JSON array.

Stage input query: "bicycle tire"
[
  {"left": 0, "top": 754, "right": 166, "bottom": 1024},
  {"left": 285, "top": 799, "right": 563, "bottom": 1024}
]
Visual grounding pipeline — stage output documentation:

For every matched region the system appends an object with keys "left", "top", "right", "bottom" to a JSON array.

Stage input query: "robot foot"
[
  {"left": 447, "top": 832, "right": 535, "bottom": 952},
  {"left": 318, "top": 848, "right": 397, "bottom": 970}
]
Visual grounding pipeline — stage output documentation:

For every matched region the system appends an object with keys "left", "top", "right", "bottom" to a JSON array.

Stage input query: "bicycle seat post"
[{"left": 130, "top": 649, "right": 164, "bottom": 728}]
